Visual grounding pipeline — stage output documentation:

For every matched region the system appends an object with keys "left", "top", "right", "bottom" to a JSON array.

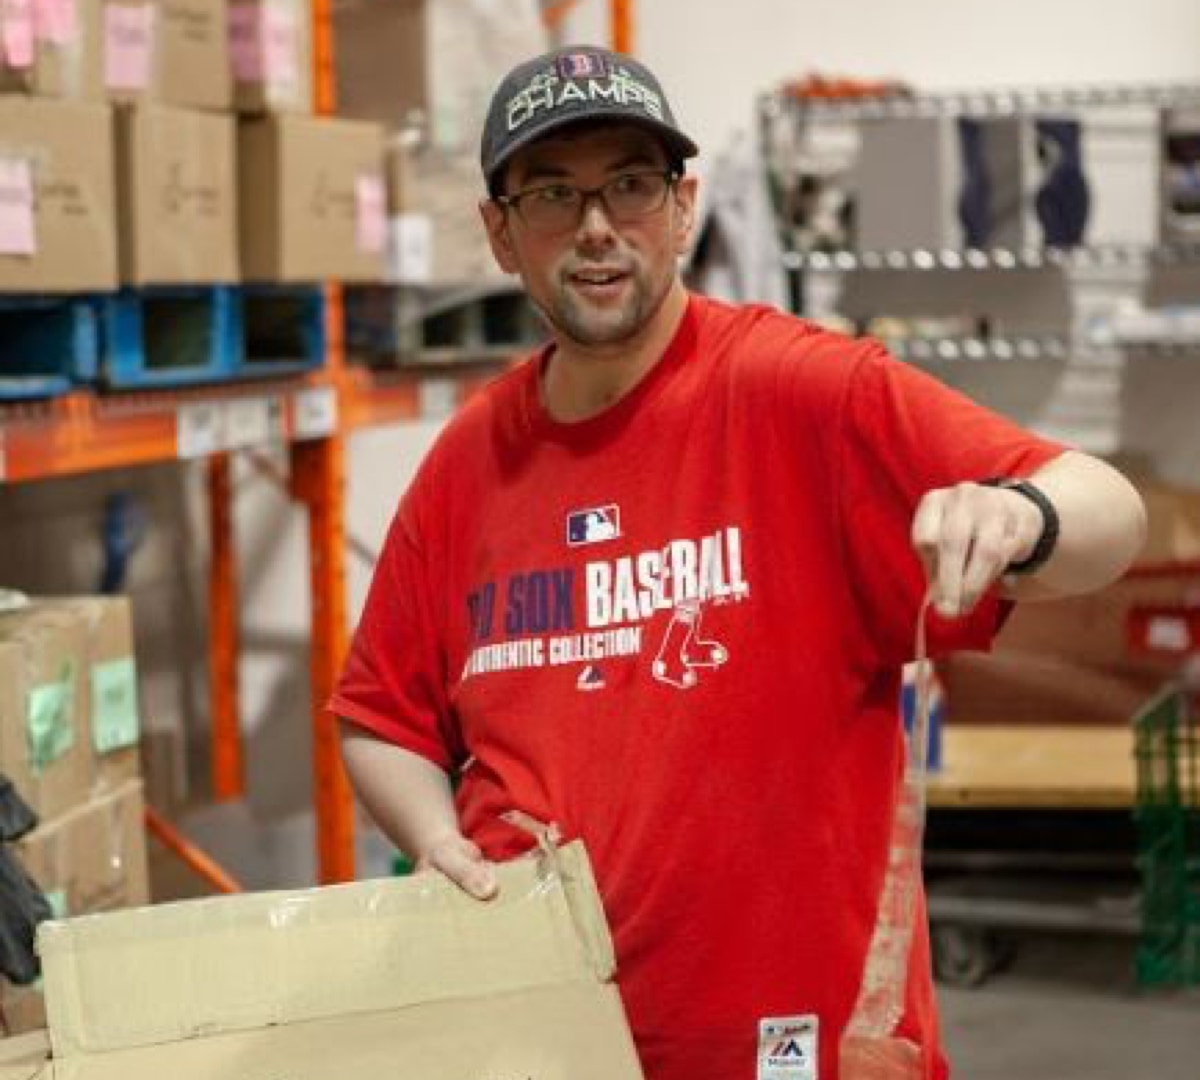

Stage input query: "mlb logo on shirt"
[
  {"left": 566, "top": 504, "right": 620, "bottom": 546},
  {"left": 557, "top": 51, "right": 608, "bottom": 80}
]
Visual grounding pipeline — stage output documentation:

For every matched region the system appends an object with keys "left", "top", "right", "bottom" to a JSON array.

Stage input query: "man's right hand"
[{"left": 415, "top": 834, "right": 499, "bottom": 901}]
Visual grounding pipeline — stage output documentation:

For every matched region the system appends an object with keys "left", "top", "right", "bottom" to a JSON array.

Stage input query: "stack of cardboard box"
[
  {"left": 0, "top": 0, "right": 387, "bottom": 297},
  {"left": 0, "top": 597, "right": 149, "bottom": 1035},
  {"left": 335, "top": 0, "right": 547, "bottom": 286}
]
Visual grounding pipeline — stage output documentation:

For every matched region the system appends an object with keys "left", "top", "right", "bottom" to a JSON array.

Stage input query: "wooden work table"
[{"left": 927, "top": 724, "right": 1137, "bottom": 809}]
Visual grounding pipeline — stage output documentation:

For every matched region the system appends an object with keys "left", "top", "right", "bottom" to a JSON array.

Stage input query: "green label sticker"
[
  {"left": 92, "top": 658, "right": 140, "bottom": 753},
  {"left": 26, "top": 662, "right": 76, "bottom": 772},
  {"left": 46, "top": 888, "right": 69, "bottom": 920}
]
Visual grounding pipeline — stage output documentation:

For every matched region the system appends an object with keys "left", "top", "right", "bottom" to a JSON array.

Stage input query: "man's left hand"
[{"left": 910, "top": 481, "right": 1042, "bottom": 618}]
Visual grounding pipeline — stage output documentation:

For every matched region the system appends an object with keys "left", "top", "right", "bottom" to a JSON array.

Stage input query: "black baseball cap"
[{"left": 480, "top": 46, "right": 699, "bottom": 196}]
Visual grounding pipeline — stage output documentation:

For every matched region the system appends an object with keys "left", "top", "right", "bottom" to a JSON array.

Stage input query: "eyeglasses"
[{"left": 495, "top": 170, "right": 679, "bottom": 234}]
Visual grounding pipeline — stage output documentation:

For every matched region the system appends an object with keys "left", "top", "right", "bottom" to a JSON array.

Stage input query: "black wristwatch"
[{"left": 978, "top": 477, "right": 1060, "bottom": 575}]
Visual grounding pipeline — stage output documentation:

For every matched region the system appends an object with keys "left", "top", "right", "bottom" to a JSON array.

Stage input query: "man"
[{"left": 332, "top": 47, "right": 1146, "bottom": 1080}]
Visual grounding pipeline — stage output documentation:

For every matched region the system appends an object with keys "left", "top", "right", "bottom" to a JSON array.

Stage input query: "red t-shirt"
[{"left": 332, "top": 295, "right": 1064, "bottom": 1080}]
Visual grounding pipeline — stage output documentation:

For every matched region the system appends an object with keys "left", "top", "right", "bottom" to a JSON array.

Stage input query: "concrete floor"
[{"left": 939, "top": 932, "right": 1199, "bottom": 1079}]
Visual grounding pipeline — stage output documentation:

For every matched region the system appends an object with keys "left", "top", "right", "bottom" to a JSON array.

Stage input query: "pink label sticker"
[
  {"left": 104, "top": 2, "right": 155, "bottom": 91},
  {"left": 356, "top": 174, "right": 386, "bottom": 255},
  {"left": 34, "top": 0, "right": 77, "bottom": 45},
  {"left": 261, "top": 4, "right": 295, "bottom": 86},
  {"left": 0, "top": 158, "right": 37, "bottom": 257},
  {"left": 1, "top": 0, "right": 36, "bottom": 69},
  {"left": 227, "top": 3, "right": 262, "bottom": 81},
  {"left": 229, "top": 3, "right": 295, "bottom": 87}
]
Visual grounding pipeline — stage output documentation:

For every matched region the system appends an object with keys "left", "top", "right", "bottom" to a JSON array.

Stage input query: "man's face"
[{"left": 480, "top": 124, "right": 697, "bottom": 352}]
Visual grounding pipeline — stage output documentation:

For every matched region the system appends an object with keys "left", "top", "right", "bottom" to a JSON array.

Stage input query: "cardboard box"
[
  {"left": 0, "top": 608, "right": 91, "bottom": 824},
  {"left": 383, "top": 145, "right": 504, "bottom": 285},
  {"left": 15, "top": 779, "right": 149, "bottom": 919},
  {"left": 115, "top": 104, "right": 238, "bottom": 284},
  {"left": 34, "top": 599, "right": 141, "bottom": 796},
  {"left": 229, "top": 0, "right": 311, "bottom": 114},
  {"left": 102, "top": 0, "right": 160, "bottom": 104},
  {"left": 1, "top": 782, "right": 149, "bottom": 1048},
  {"left": 0, "top": 0, "right": 103, "bottom": 100},
  {"left": 158, "top": 0, "right": 231, "bottom": 110},
  {"left": 38, "top": 841, "right": 643, "bottom": 1079},
  {"left": 238, "top": 114, "right": 386, "bottom": 282},
  {"left": 334, "top": 0, "right": 547, "bottom": 151},
  {"left": 0, "top": 98, "right": 117, "bottom": 292}
]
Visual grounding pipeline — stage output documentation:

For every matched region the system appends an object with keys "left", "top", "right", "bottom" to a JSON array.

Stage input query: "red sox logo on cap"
[{"left": 557, "top": 51, "right": 610, "bottom": 80}]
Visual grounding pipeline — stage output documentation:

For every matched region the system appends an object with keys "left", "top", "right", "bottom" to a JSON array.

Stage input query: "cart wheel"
[{"left": 931, "top": 925, "right": 1002, "bottom": 988}]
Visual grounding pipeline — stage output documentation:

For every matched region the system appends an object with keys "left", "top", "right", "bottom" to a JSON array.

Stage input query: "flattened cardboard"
[
  {"left": 0, "top": 1029, "right": 49, "bottom": 1079},
  {"left": 115, "top": 104, "right": 238, "bottom": 284},
  {"left": 238, "top": 114, "right": 385, "bottom": 282},
  {"left": 0, "top": 98, "right": 117, "bottom": 292},
  {"left": 39, "top": 841, "right": 643, "bottom": 1079}
]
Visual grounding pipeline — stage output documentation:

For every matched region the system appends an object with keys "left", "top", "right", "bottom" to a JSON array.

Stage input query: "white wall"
[{"left": 563, "top": 0, "right": 1200, "bottom": 168}]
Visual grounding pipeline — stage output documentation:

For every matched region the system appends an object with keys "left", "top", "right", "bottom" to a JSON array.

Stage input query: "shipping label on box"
[
  {"left": 37, "top": 597, "right": 141, "bottom": 794},
  {"left": 158, "top": 0, "right": 231, "bottom": 111},
  {"left": 39, "top": 841, "right": 644, "bottom": 1079},
  {"left": 0, "top": 606, "right": 92, "bottom": 822},
  {"left": 238, "top": 114, "right": 384, "bottom": 282},
  {"left": 103, "top": 0, "right": 158, "bottom": 101},
  {"left": 116, "top": 104, "right": 238, "bottom": 284},
  {"left": 229, "top": 0, "right": 309, "bottom": 114},
  {"left": 0, "top": 98, "right": 116, "bottom": 292},
  {"left": 0, "top": 0, "right": 102, "bottom": 100}
]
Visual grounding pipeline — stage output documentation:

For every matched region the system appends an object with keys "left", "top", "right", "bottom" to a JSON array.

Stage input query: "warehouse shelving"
[
  {"left": 764, "top": 81, "right": 1200, "bottom": 121},
  {"left": 1, "top": 0, "right": 629, "bottom": 884},
  {"left": 0, "top": 0, "right": 514, "bottom": 886}
]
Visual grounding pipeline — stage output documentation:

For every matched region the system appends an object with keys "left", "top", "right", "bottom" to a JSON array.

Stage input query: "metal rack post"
[
  {"left": 612, "top": 0, "right": 634, "bottom": 52},
  {"left": 207, "top": 452, "right": 244, "bottom": 800},
  {"left": 295, "top": 0, "right": 357, "bottom": 884}
]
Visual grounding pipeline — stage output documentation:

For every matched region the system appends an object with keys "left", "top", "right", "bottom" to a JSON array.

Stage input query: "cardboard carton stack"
[
  {"left": 0, "top": 597, "right": 149, "bottom": 1036},
  {"left": 335, "top": 0, "right": 547, "bottom": 286},
  {"left": 234, "top": 0, "right": 389, "bottom": 284},
  {"left": 107, "top": 0, "right": 238, "bottom": 286},
  {"left": 1, "top": 0, "right": 387, "bottom": 299},
  {"left": 0, "top": 0, "right": 115, "bottom": 292}
]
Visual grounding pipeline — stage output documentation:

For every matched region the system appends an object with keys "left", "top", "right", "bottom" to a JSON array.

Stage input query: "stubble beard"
[{"left": 540, "top": 262, "right": 671, "bottom": 350}]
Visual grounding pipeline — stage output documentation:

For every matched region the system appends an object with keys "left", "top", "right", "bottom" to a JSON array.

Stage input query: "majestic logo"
[
  {"left": 576, "top": 664, "right": 606, "bottom": 691},
  {"left": 770, "top": 1039, "right": 805, "bottom": 1058},
  {"left": 567, "top": 505, "right": 620, "bottom": 546}
]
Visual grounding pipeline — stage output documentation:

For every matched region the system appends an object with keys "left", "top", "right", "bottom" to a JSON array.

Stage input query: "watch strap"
[{"left": 978, "top": 477, "right": 1060, "bottom": 575}]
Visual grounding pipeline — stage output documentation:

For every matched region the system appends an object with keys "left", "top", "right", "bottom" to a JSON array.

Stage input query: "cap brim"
[{"left": 486, "top": 111, "right": 699, "bottom": 191}]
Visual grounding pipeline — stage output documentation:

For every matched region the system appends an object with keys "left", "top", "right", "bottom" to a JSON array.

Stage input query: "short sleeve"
[
  {"left": 329, "top": 497, "right": 465, "bottom": 772},
  {"left": 838, "top": 342, "right": 1067, "bottom": 668}
]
